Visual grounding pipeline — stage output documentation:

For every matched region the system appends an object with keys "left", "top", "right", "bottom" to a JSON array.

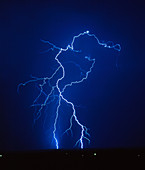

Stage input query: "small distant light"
[
  {"left": 93, "top": 153, "right": 97, "bottom": 156},
  {"left": 86, "top": 30, "right": 89, "bottom": 34},
  {"left": 0, "top": 155, "right": 2, "bottom": 158}
]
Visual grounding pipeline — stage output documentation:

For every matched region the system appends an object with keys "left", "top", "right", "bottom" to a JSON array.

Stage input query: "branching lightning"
[{"left": 18, "top": 31, "right": 121, "bottom": 149}]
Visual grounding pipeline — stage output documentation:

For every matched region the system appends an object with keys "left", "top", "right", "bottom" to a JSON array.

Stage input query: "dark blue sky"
[{"left": 0, "top": 0, "right": 145, "bottom": 151}]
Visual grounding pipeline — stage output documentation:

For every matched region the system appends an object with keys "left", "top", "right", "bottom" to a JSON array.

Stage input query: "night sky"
[{"left": 0, "top": 0, "right": 145, "bottom": 151}]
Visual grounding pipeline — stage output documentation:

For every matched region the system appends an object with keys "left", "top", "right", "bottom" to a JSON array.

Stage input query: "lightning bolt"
[{"left": 18, "top": 31, "right": 121, "bottom": 149}]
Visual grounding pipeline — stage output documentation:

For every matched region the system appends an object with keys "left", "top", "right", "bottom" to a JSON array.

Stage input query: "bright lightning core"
[{"left": 18, "top": 31, "right": 121, "bottom": 149}]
